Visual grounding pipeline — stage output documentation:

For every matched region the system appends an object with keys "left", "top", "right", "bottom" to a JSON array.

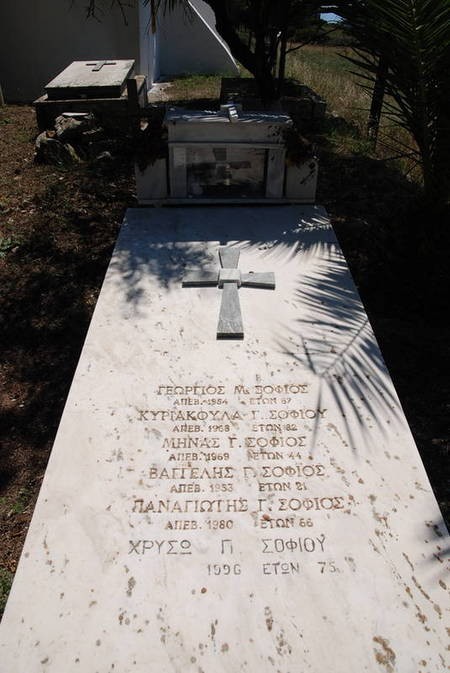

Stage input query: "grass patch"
[
  {"left": 159, "top": 74, "right": 221, "bottom": 104},
  {"left": 9, "top": 487, "right": 32, "bottom": 515},
  {"left": 287, "top": 46, "right": 368, "bottom": 130},
  {"left": 159, "top": 50, "right": 419, "bottom": 183},
  {"left": 0, "top": 568, "right": 14, "bottom": 614},
  {"left": 287, "top": 45, "right": 420, "bottom": 180}
]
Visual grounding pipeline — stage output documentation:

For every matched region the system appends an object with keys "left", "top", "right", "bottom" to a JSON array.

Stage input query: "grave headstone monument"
[
  {"left": 135, "top": 105, "right": 318, "bottom": 203},
  {"left": 0, "top": 205, "right": 448, "bottom": 673},
  {"left": 34, "top": 59, "right": 147, "bottom": 130}
]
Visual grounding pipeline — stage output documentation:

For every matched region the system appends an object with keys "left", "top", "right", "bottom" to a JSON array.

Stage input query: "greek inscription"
[
  {"left": 256, "top": 496, "right": 347, "bottom": 512},
  {"left": 170, "top": 483, "right": 201, "bottom": 493},
  {"left": 246, "top": 450, "right": 284, "bottom": 460},
  {"left": 317, "top": 561, "right": 338, "bottom": 573},
  {"left": 257, "top": 480, "right": 309, "bottom": 492},
  {"left": 128, "top": 539, "right": 192, "bottom": 555},
  {"left": 174, "top": 397, "right": 228, "bottom": 406},
  {"left": 149, "top": 466, "right": 235, "bottom": 480},
  {"left": 234, "top": 384, "right": 308, "bottom": 396},
  {"left": 248, "top": 397, "right": 277, "bottom": 405},
  {"left": 252, "top": 424, "right": 283, "bottom": 433},
  {"left": 261, "top": 534, "right": 326, "bottom": 554},
  {"left": 259, "top": 464, "right": 326, "bottom": 479},
  {"left": 165, "top": 520, "right": 198, "bottom": 530},
  {"left": 206, "top": 519, "right": 234, "bottom": 530},
  {"left": 157, "top": 385, "right": 226, "bottom": 396},
  {"left": 127, "top": 382, "right": 353, "bottom": 580},
  {"left": 220, "top": 539, "right": 234, "bottom": 554},
  {"left": 132, "top": 498, "right": 248, "bottom": 514},
  {"left": 141, "top": 409, "right": 243, "bottom": 422},
  {"left": 245, "top": 436, "right": 306, "bottom": 449},
  {"left": 254, "top": 385, "right": 308, "bottom": 396},
  {"left": 260, "top": 517, "right": 295, "bottom": 529},
  {"left": 207, "top": 563, "right": 241, "bottom": 575},
  {"left": 277, "top": 496, "right": 346, "bottom": 512},
  {"left": 259, "top": 517, "right": 313, "bottom": 529},
  {"left": 262, "top": 562, "right": 300, "bottom": 575},
  {"left": 209, "top": 482, "right": 234, "bottom": 493},
  {"left": 162, "top": 437, "right": 221, "bottom": 449},
  {"left": 268, "top": 408, "right": 327, "bottom": 420},
  {"left": 259, "top": 481, "right": 291, "bottom": 492},
  {"left": 167, "top": 452, "right": 230, "bottom": 462}
]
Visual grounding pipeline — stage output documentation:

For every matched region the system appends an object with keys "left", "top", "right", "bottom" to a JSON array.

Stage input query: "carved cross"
[
  {"left": 86, "top": 61, "right": 117, "bottom": 72},
  {"left": 182, "top": 247, "right": 275, "bottom": 339}
]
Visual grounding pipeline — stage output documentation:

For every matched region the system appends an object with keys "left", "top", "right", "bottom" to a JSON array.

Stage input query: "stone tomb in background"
[
  {"left": 0, "top": 207, "right": 448, "bottom": 672},
  {"left": 34, "top": 60, "right": 147, "bottom": 131}
]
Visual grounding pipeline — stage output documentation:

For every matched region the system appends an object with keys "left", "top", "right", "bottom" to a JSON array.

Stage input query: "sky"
[{"left": 321, "top": 12, "right": 342, "bottom": 22}]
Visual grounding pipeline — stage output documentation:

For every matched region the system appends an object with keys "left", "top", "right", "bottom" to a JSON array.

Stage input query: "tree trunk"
[
  {"left": 367, "top": 55, "right": 388, "bottom": 144},
  {"left": 207, "top": 0, "right": 278, "bottom": 104},
  {"left": 277, "top": 3, "right": 290, "bottom": 97}
]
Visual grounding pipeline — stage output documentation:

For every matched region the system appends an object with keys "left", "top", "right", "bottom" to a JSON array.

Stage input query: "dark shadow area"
[
  {"left": 153, "top": 98, "right": 220, "bottom": 111},
  {"left": 309, "top": 118, "right": 450, "bottom": 525},
  {"left": 276, "top": 247, "right": 402, "bottom": 453},
  {"left": 0, "top": 159, "right": 134, "bottom": 509},
  {"left": 424, "top": 517, "right": 450, "bottom": 563},
  {"left": 108, "top": 205, "right": 331, "bottom": 306}
]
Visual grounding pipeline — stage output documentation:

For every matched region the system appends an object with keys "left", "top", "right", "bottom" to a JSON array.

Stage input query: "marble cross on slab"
[
  {"left": 182, "top": 247, "right": 275, "bottom": 339},
  {"left": 86, "top": 60, "right": 117, "bottom": 72}
]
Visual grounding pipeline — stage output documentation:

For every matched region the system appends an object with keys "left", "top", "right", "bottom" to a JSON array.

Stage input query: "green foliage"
[
  {"left": 10, "top": 488, "right": 31, "bottom": 514},
  {"left": 0, "top": 234, "right": 22, "bottom": 258},
  {"left": 339, "top": 0, "right": 450, "bottom": 204}
]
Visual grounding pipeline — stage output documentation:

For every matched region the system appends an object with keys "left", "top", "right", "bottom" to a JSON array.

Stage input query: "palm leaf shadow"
[
  {"left": 105, "top": 205, "right": 403, "bottom": 454},
  {"left": 274, "top": 239, "right": 403, "bottom": 454}
]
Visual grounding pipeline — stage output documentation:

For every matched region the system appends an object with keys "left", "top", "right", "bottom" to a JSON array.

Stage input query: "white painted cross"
[
  {"left": 182, "top": 247, "right": 275, "bottom": 339},
  {"left": 86, "top": 61, "right": 117, "bottom": 72}
]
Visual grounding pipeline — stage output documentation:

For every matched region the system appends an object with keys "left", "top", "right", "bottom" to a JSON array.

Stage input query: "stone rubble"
[{"left": 34, "top": 113, "right": 123, "bottom": 166}]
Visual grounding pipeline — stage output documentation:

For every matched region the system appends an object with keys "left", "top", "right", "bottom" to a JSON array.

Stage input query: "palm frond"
[{"left": 338, "top": 0, "right": 450, "bottom": 202}]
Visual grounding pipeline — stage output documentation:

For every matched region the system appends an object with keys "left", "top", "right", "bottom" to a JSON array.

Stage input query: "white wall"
[
  {"left": 0, "top": 0, "right": 145, "bottom": 102},
  {"left": 0, "top": 0, "right": 235, "bottom": 103},
  {"left": 158, "top": 0, "right": 238, "bottom": 77},
  {"left": 139, "top": 2, "right": 159, "bottom": 85}
]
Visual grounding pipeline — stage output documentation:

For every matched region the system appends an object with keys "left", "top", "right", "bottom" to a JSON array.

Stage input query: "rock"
[
  {"left": 94, "top": 150, "right": 113, "bottom": 165},
  {"left": 54, "top": 113, "right": 95, "bottom": 142},
  {"left": 35, "top": 132, "right": 80, "bottom": 166},
  {"left": 82, "top": 127, "right": 106, "bottom": 143}
]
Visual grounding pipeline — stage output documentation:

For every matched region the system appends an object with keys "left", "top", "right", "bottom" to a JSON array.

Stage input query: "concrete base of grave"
[
  {"left": 34, "top": 76, "right": 147, "bottom": 131},
  {"left": 135, "top": 158, "right": 318, "bottom": 204},
  {"left": 220, "top": 78, "right": 327, "bottom": 119}
]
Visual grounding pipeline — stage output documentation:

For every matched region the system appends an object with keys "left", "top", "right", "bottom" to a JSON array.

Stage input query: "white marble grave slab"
[
  {"left": 0, "top": 207, "right": 448, "bottom": 673},
  {"left": 45, "top": 60, "right": 135, "bottom": 99}
]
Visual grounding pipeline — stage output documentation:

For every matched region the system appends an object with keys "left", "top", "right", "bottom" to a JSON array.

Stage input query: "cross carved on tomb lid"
[
  {"left": 86, "top": 61, "right": 117, "bottom": 72},
  {"left": 182, "top": 247, "right": 275, "bottom": 339}
]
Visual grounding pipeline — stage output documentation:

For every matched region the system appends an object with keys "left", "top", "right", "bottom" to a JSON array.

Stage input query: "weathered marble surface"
[
  {"left": 1, "top": 206, "right": 448, "bottom": 673},
  {"left": 45, "top": 60, "right": 134, "bottom": 99}
]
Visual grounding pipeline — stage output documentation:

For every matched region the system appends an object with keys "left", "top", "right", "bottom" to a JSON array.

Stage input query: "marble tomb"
[
  {"left": 0, "top": 207, "right": 448, "bottom": 673},
  {"left": 135, "top": 106, "right": 318, "bottom": 203},
  {"left": 35, "top": 60, "right": 147, "bottom": 131}
]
